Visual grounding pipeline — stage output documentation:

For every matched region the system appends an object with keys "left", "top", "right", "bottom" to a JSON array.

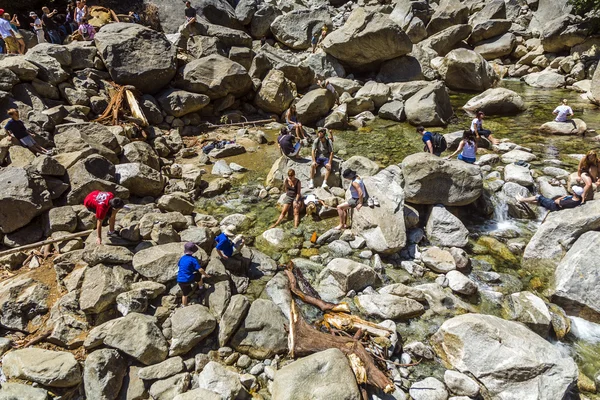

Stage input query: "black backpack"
[{"left": 430, "top": 132, "right": 447, "bottom": 154}]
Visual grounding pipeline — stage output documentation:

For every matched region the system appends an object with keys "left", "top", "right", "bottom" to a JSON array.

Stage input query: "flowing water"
[{"left": 196, "top": 80, "right": 600, "bottom": 391}]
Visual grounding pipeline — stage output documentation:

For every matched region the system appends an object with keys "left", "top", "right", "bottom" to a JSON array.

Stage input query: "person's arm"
[
  {"left": 311, "top": 146, "right": 317, "bottom": 163},
  {"left": 353, "top": 181, "right": 363, "bottom": 211},
  {"left": 96, "top": 219, "right": 103, "bottom": 244},
  {"left": 50, "top": 10, "right": 58, "bottom": 17},
  {"left": 426, "top": 140, "right": 434, "bottom": 154},
  {"left": 569, "top": 107, "right": 574, "bottom": 117},
  {"left": 473, "top": 124, "right": 480, "bottom": 139},
  {"left": 286, "top": 110, "right": 292, "bottom": 125},
  {"left": 328, "top": 140, "right": 333, "bottom": 164},
  {"left": 552, "top": 108, "right": 558, "bottom": 116},
  {"left": 5, "top": 129, "right": 15, "bottom": 139},
  {"left": 578, "top": 158, "right": 584, "bottom": 177},
  {"left": 216, "top": 248, "right": 228, "bottom": 259},
  {"left": 108, "top": 209, "right": 118, "bottom": 233},
  {"left": 446, "top": 141, "right": 464, "bottom": 159},
  {"left": 296, "top": 180, "right": 302, "bottom": 202}
]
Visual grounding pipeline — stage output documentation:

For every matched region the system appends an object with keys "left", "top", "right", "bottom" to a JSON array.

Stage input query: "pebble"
[
  {"left": 224, "top": 352, "right": 239, "bottom": 365},
  {"left": 249, "top": 363, "right": 265, "bottom": 375},
  {"left": 218, "top": 347, "right": 233, "bottom": 357},
  {"left": 240, "top": 373, "right": 256, "bottom": 389},
  {"left": 435, "top": 275, "right": 449, "bottom": 287},
  {"left": 359, "top": 250, "right": 373, "bottom": 259}
]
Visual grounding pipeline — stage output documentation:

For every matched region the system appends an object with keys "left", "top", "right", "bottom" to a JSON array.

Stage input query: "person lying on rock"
[
  {"left": 277, "top": 127, "right": 301, "bottom": 158},
  {"left": 516, "top": 185, "right": 584, "bottom": 211},
  {"left": 215, "top": 225, "right": 245, "bottom": 260},
  {"left": 577, "top": 150, "right": 600, "bottom": 203},
  {"left": 553, "top": 99, "right": 574, "bottom": 122},
  {"left": 83, "top": 190, "right": 125, "bottom": 244},
  {"left": 4, "top": 109, "right": 52, "bottom": 155},
  {"left": 309, "top": 128, "right": 333, "bottom": 189},
  {"left": 177, "top": 242, "right": 210, "bottom": 307},
  {"left": 304, "top": 194, "right": 325, "bottom": 220},
  {"left": 471, "top": 111, "right": 500, "bottom": 145},
  {"left": 271, "top": 169, "right": 303, "bottom": 228},
  {"left": 286, "top": 105, "right": 307, "bottom": 143},
  {"left": 445, "top": 130, "right": 477, "bottom": 164},
  {"left": 335, "top": 169, "right": 365, "bottom": 230}
]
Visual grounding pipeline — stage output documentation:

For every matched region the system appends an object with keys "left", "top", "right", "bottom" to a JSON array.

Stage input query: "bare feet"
[{"left": 334, "top": 224, "right": 346, "bottom": 230}]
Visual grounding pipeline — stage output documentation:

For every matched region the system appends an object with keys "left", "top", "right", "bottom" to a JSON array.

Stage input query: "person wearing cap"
[
  {"left": 83, "top": 191, "right": 125, "bottom": 244},
  {"left": 516, "top": 186, "right": 584, "bottom": 212},
  {"left": 29, "top": 12, "right": 46, "bottom": 44},
  {"left": 215, "top": 225, "right": 245, "bottom": 260},
  {"left": 0, "top": 9, "right": 17, "bottom": 54},
  {"left": 177, "top": 242, "right": 209, "bottom": 307}
]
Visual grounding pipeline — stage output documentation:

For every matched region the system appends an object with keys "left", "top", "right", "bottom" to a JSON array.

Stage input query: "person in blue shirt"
[
  {"left": 215, "top": 225, "right": 244, "bottom": 260},
  {"left": 177, "top": 242, "right": 209, "bottom": 306},
  {"left": 416, "top": 125, "right": 440, "bottom": 156}
]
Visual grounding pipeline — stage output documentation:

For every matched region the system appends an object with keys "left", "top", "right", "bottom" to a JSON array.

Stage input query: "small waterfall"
[
  {"left": 493, "top": 197, "right": 509, "bottom": 224},
  {"left": 569, "top": 316, "right": 600, "bottom": 344}
]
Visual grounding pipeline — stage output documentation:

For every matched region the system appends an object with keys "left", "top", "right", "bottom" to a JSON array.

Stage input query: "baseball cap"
[{"left": 572, "top": 185, "right": 584, "bottom": 196}]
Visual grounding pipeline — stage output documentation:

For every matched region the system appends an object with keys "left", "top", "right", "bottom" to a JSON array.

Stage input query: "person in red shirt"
[{"left": 83, "top": 191, "right": 125, "bottom": 244}]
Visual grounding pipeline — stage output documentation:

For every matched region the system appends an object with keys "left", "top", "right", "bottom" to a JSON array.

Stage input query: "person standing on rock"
[
  {"left": 286, "top": 105, "right": 307, "bottom": 143},
  {"left": 335, "top": 169, "right": 365, "bottom": 230},
  {"left": 83, "top": 190, "right": 125, "bottom": 244},
  {"left": 215, "top": 225, "right": 245, "bottom": 260},
  {"left": 177, "top": 242, "right": 210, "bottom": 307},
  {"left": 4, "top": 109, "right": 52, "bottom": 155},
  {"left": 5, "top": 13, "right": 26, "bottom": 54},
  {"left": 577, "top": 150, "right": 600, "bottom": 204},
  {"left": 277, "top": 127, "right": 302, "bottom": 158},
  {"left": 471, "top": 111, "right": 500, "bottom": 145},
  {"left": 0, "top": 10, "right": 18, "bottom": 54},
  {"left": 445, "top": 130, "right": 477, "bottom": 164},
  {"left": 516, "top": 186, "right": 584, "bottom": 211},
  {"left": 553, "top": 99, "right": 574, "bottom": 122},
  {"left": 309, "top": 128, "right": 333, "bottom": 189},
  {"left": 271, "top": 169, "right": 303, "bottom": 228},
  {"left": 73, "top": 0, "right": 87, "bottom": 25},
  {"left": 29, "top": 12, "right": 46, "bottom": 44},
  {"left": 42, "top": 7, "right": 61, "bottom": 44},
  {"left": 184, "top": 1, "right": 196, "bottom": 24}
]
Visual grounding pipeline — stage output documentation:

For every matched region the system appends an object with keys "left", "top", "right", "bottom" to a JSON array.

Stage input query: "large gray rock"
[
  {"left": 463, "top": 88, "right": 526, "bottom": 116},
  {"left": 426, "top": 0, "right": 469, "bottom": 36},
  {"left": 404, "top": 81, "right": 453, "bottom": 127},
  {"left": 0, "top": 56, "right": 39, "bottom": 81},
  {"left": 54, "top": 125, "right": 120, "bottom": 165},
  {"left": 426, "top": 205, "right": 469, "bottom": 248},
  {"left": 170, "top": 304, "right": 217, "bottom": 356},
  {"left": 507, "top": 291, "right": 551, "bottom": 336},
  {"left": 254, "top": 69, "right": 297, "bottom": 114},
  {"left": 103, "top": 313, "right": 169, "bottom": 365},
  {"left": 0, "top": 167, "right": 52, "bottom": 234},
  {"left": 84, "top": 349, "right": 127, "bottom": 400},
  {"left": 423, "top": 24, "right": 472, "bottom": 56},
  {"left": 266, "top": 155, "right": 341, "bottom": 189},
  {"left": 271, "top": 9, "right": 332, "bottom": 50},
  {"left": 0, "top": 275, "right": 49, "bottom": 331},
  {"left": 350, "top": 166, "right": 406, "bottom": 254},
  {"left": 356, "top": 293, "right": 424, "bottom": 320},
  {"left": 431, "top": 314, "right": 578, "bottom": 400},
  {"left": 469, "top": 19, "right": 512, "bottom": 44},
  {"left": 219, "top": 294, "right": 250, "bottom": 347},
  {"left": 503, "top": 163, "right": 534, "bottom": 187},
  {"left": 474, "top": 32, "right": 516, "bottom": 60},
  {"left": 341, "top": 156, "right": 379, "bottom": 177},
  {"left": 197, "top": 361, "right": 243, "bottom": 400},
  {"left": 138, "top": 357, "right": 185, "bottom": 381},
  {"left": 230, "top": 299, "right": 288, "bottom": 359},
  {"left": 523, "top": 71, "right": 565, "bottom": 88},
  {"left": 296, "top": 88, "right": 335, "bottom": 125},
  {"left": 552, "top": 231, "right": 600, "bottom": 321},
  {"left": 322, "top": 8, "right": 412, "bottom": 69},
  {"left": 529, "top": 0, "right": 572, "bottom": 33},
  {"left": 157, "top": 88, "right": 210, "bottom": 117},
  {"left": 250, "top": 44, "right": 313, "bottom": 89},
  {"left": 3, "top": 348, "right": 81, "bottom": 387},
  {"left": 94, "top": 23, "right": 176, "bottom": 94},
  {"left": 115, "top": 163, "right": 165, "bottom": 198},
  {"left": 317, "top": 258, "right": 378, "bottom": 302},
  {"left": 79, "top": 264, "right": 133, "bottom": 314},
  {"left": 377, "top": 56, "right": 424, "bottom": 84},
  {"left": 402, "top": 153, "right": 483, "bottom": 206},
  {"left": 539, "top": 119, "right": 587, "bottom": 135},
  {"left": 0, "top": 382, "right": 48, "bottom": 400},
  {"left": 438, "top": 49, "right": 498, "bottom": 92},
  {"left": 121, "top": 141, "right": 161, "bottom": 171},
  {"left": 177, "top": 54, "right": 252, "bottom": 99},
  {"left": 271, "top": 349, "right": 361, "bottom": 400},
  {"left": 540, "top": 15, "right": 587, "bottom": 53},
  {"left": 133, "top": 242, "right": 188, "bottom": 283}
]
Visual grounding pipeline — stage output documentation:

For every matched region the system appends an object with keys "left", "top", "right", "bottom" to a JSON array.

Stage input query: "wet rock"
[
  {"left": 197, "top": 361, "right": 243, "bottom": 399},
  {"left": 402, "top": 153, "right": 482, "bottom": 206},
  {"left": 230, "top": 299, "right": 288, "bottom": 359},
  {"left": 404, "top": 81, "right": 453, "bottom": 127},
  {"left": 157, "top": 88, "right": 210, "bottom": 117},
  {"left": 84, "top": 349, "right": 127, "bottom": 400},
  {"left": 148, "top": 372, "right": 190, "bottom": 400},
  {"left": 272, "top": 349, "right": 361, "bottom": 400},
  {"left": 422, "top": 247, "right": 456, "bottom": 273},
  {"left": 426, "top": 205, "right": 469, "bottom": 248},
  {"left": 317, "top": 258, "right": 378, "bottom": 302},
  {"left": 95, "top": 23, "right": 176, "bottom": 93},
  {"left": 3, "top": 348, "right": 81, "bottom": 387},
  {"left": 539, "top": 119, "right": 587, "bottom": 135},
  {"left": 431, "top": 314, "right": 578, "bottom": 399},
  {"left": 356, "top": 293, "right": 424, "bottom": 320},
  {"left": 463, "top": 88, "right": 526, "bottom": 116},
  {"left": 446, "top": 270, "right": 477, "bottom": 295},
  {"left": 507, "top": 291, "right": 551, "bottom": 336},
  {"left": 170, "top": 304, "right": 217, "bottom": 356},
  {"left": 271, "top": 9, "right": 332, "bottom": 50},
  {"left": 254, "top": 69, "right": 297, "bottom": 115},
  {"left": 322, "top": 9, "right": 412, "bottom": 69},
  {"left": 439, "top": 49, "right": 498, "bottom": 92}
]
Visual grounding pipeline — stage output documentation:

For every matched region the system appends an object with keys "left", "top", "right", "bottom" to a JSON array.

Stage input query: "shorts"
[
  {"left": 4, "top": 36, "right": 17, "bottom": 53},
  {"left": 458, "top": 154, "right": 476, "bottom": 163},
  {"left": 283, "top": 195, "right": 298, "bottom": 205},
  {"left": 19, "top": 136, "right": 36, "bottom": 148},
  {"left": 178, "top": 273, "right": 202, "bottom": 295},
  {"left": 347, "top": 197, "right": 363, "bottom": 208},
  {"left": 315, "top": 157, "right": 329, "bottom": 166},
  {"left": 478, "top": 129, "right": 492, "bottom": 138},
  {"left": 536, "top": 195, "right": 560, "bottom": 212},
  {"left": 86, "top": 206, "right": 114, "bottom": 224},
  {"left": 284, "top": 142, "right": 301, "bottom": 157}
]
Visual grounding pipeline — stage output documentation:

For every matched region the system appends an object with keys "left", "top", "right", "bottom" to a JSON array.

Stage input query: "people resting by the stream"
[
  {"left": 215, "top": 225, "right": 245, "bottom": 260},
  {"left": 309, "top": 128, "right": 333, "bottom": 189},
  {"left": 445, "top": 130, "right": 477, "bottom": 164},
  {"left": 271, "top": 168, "right": 303, "bottom": 228},
  {"left": 83, "top": 190, "right": 125, "bottom": 244},
  {"left": 516, "top": 185, "right": 584, "bottom": 212},
  {"left": 577, "top": 150, "right": 600, "bottom": 203},
  {"left": 304, "top": 194, "right": 326, "bottom": 220},
  {"left": 471, "top": 111, "right": 500, "bottom": 145},
  {"left": 286, "top": 104, "right": 307, "bottom": 142},
  {"left": 416, "top": 126, "right": 446, "bottom": 156},
  {"left": 4, "top": 109, "right": 52, "bottom": 155},
  {"left": 553, "top": 99, "right": 574, "bottom": 122},
  {"left": 177, "top": 242, "right": 210, "bottom": 307},
  {"left": 277, "top": 127, "right": 301, "bottom": 158}
]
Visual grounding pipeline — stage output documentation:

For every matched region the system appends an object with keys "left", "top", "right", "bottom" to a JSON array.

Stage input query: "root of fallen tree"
[
  {"left": 284, "top": 262, "right": 396, "bottom": 396},
  {"left": 94, "top": 82, "right": 148, "bottom": 128}
]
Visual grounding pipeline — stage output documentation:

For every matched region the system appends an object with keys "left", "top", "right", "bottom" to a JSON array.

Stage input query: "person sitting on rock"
[
  {"left": 177, "top": 242, "right": 210, "bottom": 307},
  {"left": 77, "top": 16, "right": 95, "bottom": 40},
  {"left": 311, "top": 32, "right": 319, "bottom": 53},
  {"left": 184, "top": 1, "right": 196, "bottom": 24},
  {"left": 578, "top": 150, "right": 600, "bottom": 203},
  {"left": 471, "top": 111, "right": 500, "bottom": 145},
  {"left": 4, "top": 109, "right": 52, "bottom": 155},
  {"left": 445, "top": 130, "right": 477, "bottom": 164},
  {"left": 516, "top": 185, "right": 584, "bottom": 212},
  {"left": 335, "top": 169, "right": 365, "bottom": 230},
  {"left": 553, "top": 99, "right": 574, "bottom": 122},
  {"left": 286, "top": 105, "right": 307, "bottom": 142},
  {"left": 318, "top": 79, "right": 339, "bottom": 106},
  {"left": 277, "top": 127, "right": 301, "bottom": 158},
  {"left": 309, "top": 128, "right": 333, "bottom": 189},
  {"left": 215, "top": 225, "right": 245, "bottom": 260},
  {"left": 416, "top": 126, "right": 440, "bottom": 156},
  {"left": 83, "top": 190, "right": 125, "bottom": 244},
  {"left": 271, "top": 169, "right": 303, "bottom": 228}
]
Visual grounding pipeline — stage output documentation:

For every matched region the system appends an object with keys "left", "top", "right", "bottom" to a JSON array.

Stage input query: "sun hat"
[
  {"left": 223, "top": 225, "right": 237, "bottom": 237},
  {"left": 184, "top": 242, "right": 198, "bottom": 255},
  {"left": 572, "top": 185, "right": 584, "bottom": 196}
]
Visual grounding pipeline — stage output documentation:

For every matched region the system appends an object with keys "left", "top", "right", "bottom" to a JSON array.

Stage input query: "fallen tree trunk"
[{"left": 0, "top": 230, "right": 93, "bottom": 258}]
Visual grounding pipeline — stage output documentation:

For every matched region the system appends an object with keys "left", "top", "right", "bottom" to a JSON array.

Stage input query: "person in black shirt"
[
  {"left": 277, "top": 127, "right": 301, "bottom": 158},
  {"left": 184, "top": 1, "right": 196, "bottom": 24},
  {"left": 4, "top": 109, "right": 51, "bottom": 155},
  {"left": 42, "top": 7, "right": 61, "bottom": 44},
  {"left": 516, "top": 185, "right": 584, "bottom": 212}
]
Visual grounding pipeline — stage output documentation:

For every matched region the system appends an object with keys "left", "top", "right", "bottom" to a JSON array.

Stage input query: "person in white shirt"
[
  {"left": 0, "top": 8, "right": 17, "bottom": 54},
  {"left": 29, "top": 12, "right": 46, "bottom": 44},
  {"left": 470, "top": 111, "right": 500, "bottom": 145},
  {"left": 553, "top": 99, "right": 574, "bottom": 122}
]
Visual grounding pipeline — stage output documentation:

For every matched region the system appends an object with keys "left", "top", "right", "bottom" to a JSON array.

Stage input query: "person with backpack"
[
  {"left": 445, "top": 130, "right": 477, "bottom": 163},
  {"left": 417, "top": 126, "right": 446, "bottom": 156},
  {"left": 78, "top": 16, "right": 95, "bottom": 40}
]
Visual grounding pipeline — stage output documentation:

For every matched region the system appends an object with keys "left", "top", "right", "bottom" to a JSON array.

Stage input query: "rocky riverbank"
[{"left": 1, "top": 0, "right": 600, "bottom": 399}]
